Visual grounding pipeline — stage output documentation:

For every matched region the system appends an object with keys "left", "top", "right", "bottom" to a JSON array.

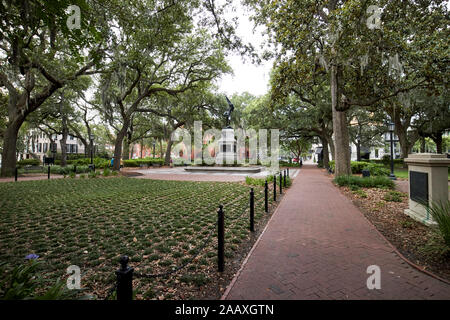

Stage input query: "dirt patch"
[{"left": 337, "top": 183, "right": 450, "bottom": 282}]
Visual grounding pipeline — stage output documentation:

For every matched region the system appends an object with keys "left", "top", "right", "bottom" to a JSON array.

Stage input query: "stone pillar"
[{"left": 404, "top": 153, "right": 450, "bottom": 226}]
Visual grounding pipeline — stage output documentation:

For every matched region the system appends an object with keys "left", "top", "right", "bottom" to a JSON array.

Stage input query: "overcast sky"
[{"left": 215, "top": 4, "right": 273, "bottom": 97}]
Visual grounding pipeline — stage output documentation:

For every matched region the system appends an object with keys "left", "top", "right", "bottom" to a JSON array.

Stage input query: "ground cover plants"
[{"left": 0, "top": 177, "right": 275, "bottom": 299}]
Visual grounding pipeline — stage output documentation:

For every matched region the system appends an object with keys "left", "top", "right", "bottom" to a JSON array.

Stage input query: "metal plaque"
[{"left": 410, "top": 171, "right": 428, "bottom": 204}]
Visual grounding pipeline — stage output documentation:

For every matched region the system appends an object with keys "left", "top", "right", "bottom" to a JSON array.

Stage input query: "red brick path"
[{"left": 223, "top": 165, "right": 450, "bottom": 300}]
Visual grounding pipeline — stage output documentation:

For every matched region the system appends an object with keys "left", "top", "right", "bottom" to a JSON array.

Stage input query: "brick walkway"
[{"left": 224, "top": 165, "right": 450, "bottom": 300}]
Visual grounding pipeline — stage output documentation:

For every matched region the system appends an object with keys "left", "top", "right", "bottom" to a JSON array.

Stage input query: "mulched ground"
[{"left": 333, "top": 176, "right": 450, "bottom": 282}]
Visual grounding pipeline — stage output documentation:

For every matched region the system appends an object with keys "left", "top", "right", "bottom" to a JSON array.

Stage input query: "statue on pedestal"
[{"left": 224, "top": 96, "right": 234, "bottom": 128}]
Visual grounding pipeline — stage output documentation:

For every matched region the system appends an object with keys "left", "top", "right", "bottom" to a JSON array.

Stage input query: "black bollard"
[
  {"left": 217, "top": 205, "right": 224, "bottom": 272},
  {"left": 264, "top": 180, "right": 268, "bottom": 213},
  {"left": 115, "top": 255, "right": 134, "bottom": 301},
  {"left": 74, "top": 165, "right": 77, "bottom": 173},
  {"left": 287, "top": 168, "right": 289, "bottom": 178},
  {"left": 279, "top": 172, "right": 282, "bottom": 194},
  {"left": 250, "top": 188, "right": 255, "bottom": 232},
  {"left": 15, "top": 167, "right": 18, "bottom": 182},
  {"left": 48, "top": 166, "right": 50, "bottom": 180},
  {"left": 284, "top": 170, "right": 287, "bottom": 187},
  {"left": 273, "top": 175, "right": 276, "bottom": 201}
]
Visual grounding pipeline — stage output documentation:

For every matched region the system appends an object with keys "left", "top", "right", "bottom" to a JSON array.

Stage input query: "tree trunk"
[
  {"left": 328, "top": 135, "right": 335, "bottom": 161},
  {"left": 322, "top": 136, "right": 330, "bottom": 168},
  {"left": 122, "top": 137, "right": 130, "bottom": 160},
  {"left": 160, "top": 139, "right": 163, "bottom": 158},
  {"left": 113, "top": 128, "right": 127, "bottom": 171},
  {"left": 164, "top": 139, "right": 173, "bottom": 165},
  {"left": 432, "top": 132, "right": 443, "bottom": 154},
  {"left": 356, "top": 141, "right": 361, "bottom": 162},
  {"left": 420, "top": 137, "right": 426, "bottom": 153},
  {"left": 330, "top": 63, "right": 351, "bottom": 176},
  {"left": 1, "top": 117, "right": 23, "bottom": 177},
  {"left": 60, "top": 114, "right": 68, "bottom": 167}
]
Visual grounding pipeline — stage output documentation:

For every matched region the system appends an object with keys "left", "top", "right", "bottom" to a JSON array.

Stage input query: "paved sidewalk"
[{"left": 224, "top": 165, "right": 450, "bottom": 300}]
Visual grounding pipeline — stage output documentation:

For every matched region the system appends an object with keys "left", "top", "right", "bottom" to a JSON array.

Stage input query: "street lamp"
[
  {"left": 89, "top": 133, "right": 95, "bottom": 166},
  {"left": 387, "top": 122, "right": 396, "bottom": 180}
]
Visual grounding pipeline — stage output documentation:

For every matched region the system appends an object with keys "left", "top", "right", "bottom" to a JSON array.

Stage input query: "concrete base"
[
  {"left": 184, "top": 166, "right": 262, "bottom": 174},
  {"left": 404, "top": 208, "right": 437, "bottom": 227}
]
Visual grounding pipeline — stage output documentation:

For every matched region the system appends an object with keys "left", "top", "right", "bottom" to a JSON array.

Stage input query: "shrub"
[
  {"left": 384, "top": 190, "right": 405, "bottom": 202},
  {"left": 334, "top": 175, "right": 395, "bottom": 189},
  {"left": 362, "top": 163, "right": 390, "bottom": 176},
  {"left": 69, "top": 171, "right": 76, "bottom": 179},
  {"left": 424, "top": 201, "right": 450, "bottom": 247},
  {"left": 329, "top": 160, "right": 390, "bottom": 176},
  {"left": 17, "top": 159, "right": 40, "bottom": 167},
  {"left": 0, "top": 260, "right": 72, "bottom": 300},
  {"left": 102, "top": 168, "right": 111, "bottom": 177},
  {"left": 245, "top": 174, "right": 291, "bottom": 187}
]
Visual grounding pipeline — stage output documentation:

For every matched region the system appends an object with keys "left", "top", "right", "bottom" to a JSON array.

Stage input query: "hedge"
[
  {"left": 17, "top": 159, "right": 40, "bottom": 167},
  {"left": 328, "top": 160, "right": 390, "bottom": 176},
  {"left": 123, "top": 158, "right": 164, "bottom": 167},
  {"left": 334, "top": 175, "right": 395, "bottom": 189}
]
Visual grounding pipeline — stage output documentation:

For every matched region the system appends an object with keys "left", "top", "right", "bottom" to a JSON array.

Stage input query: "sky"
[{"left": 215, "top": 5, "right": 273, "bottom": 97}]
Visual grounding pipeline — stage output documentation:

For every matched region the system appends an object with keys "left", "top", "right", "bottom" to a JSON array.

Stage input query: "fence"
[{"left": 104, "top": 169, "right": 293, "bottom": 300}]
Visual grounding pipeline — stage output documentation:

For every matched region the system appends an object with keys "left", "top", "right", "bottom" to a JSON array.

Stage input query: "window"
[
  {"left": 38, "top": 143, "right": 42, "bottom": 153},
  {"left": 43, "top": 143, "right": 48, "bottom": 153},
  {"left": 375, "top": 149, "right": 379, "bottom": 158}
]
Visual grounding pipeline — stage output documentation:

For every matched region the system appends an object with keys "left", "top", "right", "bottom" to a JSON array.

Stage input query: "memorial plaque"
[{"left": 410, "top": 171, "right": 428, "bottom": 204}]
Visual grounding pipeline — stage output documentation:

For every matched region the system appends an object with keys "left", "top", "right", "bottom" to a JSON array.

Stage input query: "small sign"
[{"left": 410, "top": 171, "right": 428, "bottom": 204}]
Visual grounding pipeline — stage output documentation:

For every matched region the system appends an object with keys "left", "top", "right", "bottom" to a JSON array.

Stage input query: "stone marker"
[{"left": 404, "top": 153, "right": 450, "bottom": 226}]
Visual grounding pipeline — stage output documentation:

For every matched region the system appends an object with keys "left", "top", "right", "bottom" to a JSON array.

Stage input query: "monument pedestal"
[
  {"left": 404, "top": 153, "right": 450, "bottom": 226},
  {"left": 215, "top": 127, "right": 237, "bottom": 165}
]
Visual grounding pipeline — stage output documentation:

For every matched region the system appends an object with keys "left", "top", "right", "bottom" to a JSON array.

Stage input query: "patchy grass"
[{"left": 0, "top": 177, "right": 273, "bottom": 300}]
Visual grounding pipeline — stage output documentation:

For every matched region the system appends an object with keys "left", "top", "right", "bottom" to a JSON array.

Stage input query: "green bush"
[
  {"left": 102, "top": 168, "right": 110, "bottom": 177},
  {"left": 384, "top": 190, "right": 405, "bottom": 202},
  {"left": 123, "top": 158, "right": 164, "bottom": 167},
  {"left": 17, "top": 159, "right": 40, "bottom": 167},
  {"left": 279, "top": 161, "right": 300, "bottom": 167},
  {"left": 424, "top": 201, "right": 450, "bottom": 247},
  {"left": 329, "top": 160, "right": 389, "bottom": 176},
  {"left": 362, "top": 163, "right": 390, "bottom": 176},
  {"left": 334, "top": 175, "right": 395, "bottom": 189},
  {"left": 0, "top": 260, "right": 72, "bottom": 300},
  {"left": 245, "top": 174, "right": 292, "bottom": 187}
]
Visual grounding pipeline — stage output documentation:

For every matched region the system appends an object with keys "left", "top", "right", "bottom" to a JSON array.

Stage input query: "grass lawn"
[
  {"left": 393, "top": 168, "right": 450, "bottom": 180},
  {"left": 0, "top": 177, "right": 270, "bottom": 299}
]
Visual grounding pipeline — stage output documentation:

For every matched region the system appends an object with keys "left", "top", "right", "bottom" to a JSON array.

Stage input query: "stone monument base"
[
  {"left": 215, "top": 127, "right": 237, "bottom": 165},
  {"left": 404, "top": 208, "right": 436, "bottom": 227}
]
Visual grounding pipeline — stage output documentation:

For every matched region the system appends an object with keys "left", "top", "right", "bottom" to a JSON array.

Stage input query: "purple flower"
[{"left": 25, "top": 254, "right": 39, "bottom": 260}]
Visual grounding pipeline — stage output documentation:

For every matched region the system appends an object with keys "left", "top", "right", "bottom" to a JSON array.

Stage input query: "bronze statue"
[{"left": 224, "top": 96, "right": 234, "bottom": 128}]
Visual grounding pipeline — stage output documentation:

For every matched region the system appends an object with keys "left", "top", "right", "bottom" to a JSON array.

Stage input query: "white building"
[{"left": 20, "top": 131, "right": 86, "bottom": 163}]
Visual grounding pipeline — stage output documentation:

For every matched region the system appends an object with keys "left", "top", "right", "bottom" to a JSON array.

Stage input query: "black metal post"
[
  {"left": 273, "top": 175, "right": 276, "bottom": 201},
  {"left": 48, "top": 166, "right": 50, "bottom": 180},
  {"left": 15, "top": 167, "right": 18, "bottom": 182},
  {"left": 250, "top": 188, "right": 255, "bottom": 232},
  {"left": 217, "top": 205, "right": 224, "bottom": 272},
  {"left": 287, "top": 168, "right": 289, "bottom": 178},
  {"left": 90, "top": 139, "right": 93, "bottom": 166},
  {"left": 279, "top": 172, "right": 282, "bottom": 194},
  {"left": 283, "top": 170, "right": 287, "bottom": 187},
  {"left": 115, "top": 255, "right": 134, "bottom": 301},
  {"left": 389, "top": 129, "right": 396, "bottom": 180},
  {"left": 73, "top": 165, "right": 77, "bottom": 173},
  {"left": 264, "top": 180, "right": 268, "bottom": 213}
]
